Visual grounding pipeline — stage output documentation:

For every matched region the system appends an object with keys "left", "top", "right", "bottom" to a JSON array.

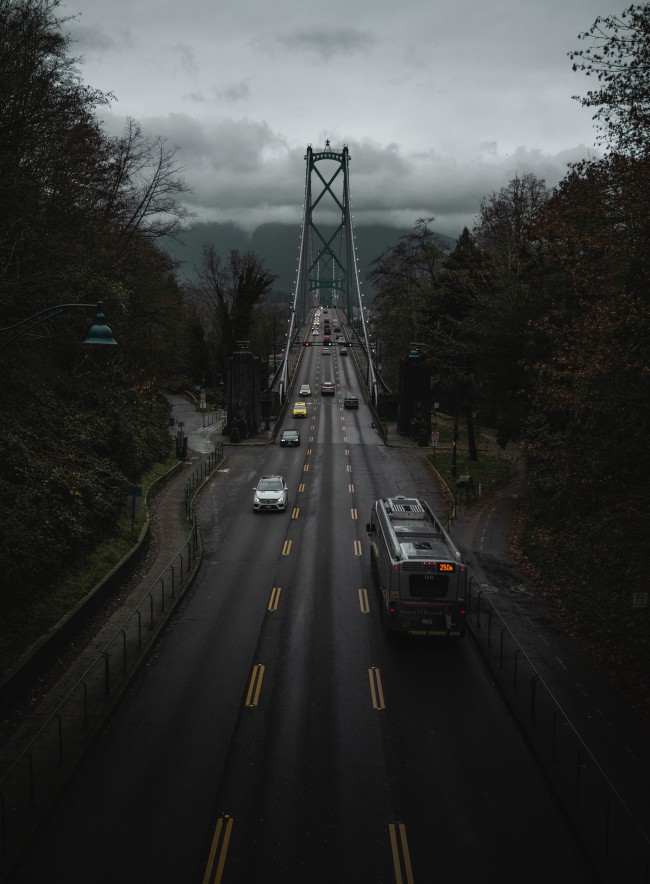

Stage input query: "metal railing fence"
[
  {"left": 466, "top": 569, "right": 650, "bottom": 883},
  {"left": 0, "top": 447, "right": 224, "bottom": 872}
]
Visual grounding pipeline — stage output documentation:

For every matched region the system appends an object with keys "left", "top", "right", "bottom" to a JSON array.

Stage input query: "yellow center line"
[
  {"left": 358, "top": 587, "right": 370, "bottom": 613},
  {"left": 303, "top": 463, "right": 310, "bottom": 472},
  {"left": 298, "top": 483, "right": 305, "bottom": 492},
  {"left": 291, "top": 507, "right": 300, "bottom": 519},
  {"left": 351, "top": 508, "right": 357, "bottom": 519},
  {"left": 388, "top": 823, "right": 414, "bottom": 884},
  {"left": 347, "top": 464, "right": 352, "bottom": 472},
  {"left": 268, "top": 587, "right": 282, "bottom": 611},
  {"left": 282, "top": 539, "right": 292, "bottom": 556},
  {"left": 202, "top": 815, "right": 234, "bottom": 884},
  {"left": 245, "top": 664, "right": 265, "bottom": 707},
  {"left": 368, "top": 666, "right": 386, "bottom": 710},
  {"left": 348, "top": 483, "right": 355, "bottom": 493},
  {"left": 353, "top": 539, "right": 363, "bottom": 556}
]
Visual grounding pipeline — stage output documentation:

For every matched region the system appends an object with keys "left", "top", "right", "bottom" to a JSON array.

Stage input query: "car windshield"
[
  {"left": 258, "top": 478, "right": 282, "bottom": 491},
  {"left": 284, "top": 431, "right": 298, "bottom": 438}
]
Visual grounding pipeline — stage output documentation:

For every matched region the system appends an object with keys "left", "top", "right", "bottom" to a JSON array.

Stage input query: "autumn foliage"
[{"left": 370, "top": 6, "right": 650, "bottom": 706}]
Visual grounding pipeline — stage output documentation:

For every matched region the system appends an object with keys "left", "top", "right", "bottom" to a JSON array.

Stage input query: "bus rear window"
[{"left": 408, "top": 573, "right": 450, "bottom": 599}]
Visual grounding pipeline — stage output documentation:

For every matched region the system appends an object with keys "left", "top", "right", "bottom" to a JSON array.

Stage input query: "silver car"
[{"left": 253, "top": 475, "right": 288, "bottom": 512}]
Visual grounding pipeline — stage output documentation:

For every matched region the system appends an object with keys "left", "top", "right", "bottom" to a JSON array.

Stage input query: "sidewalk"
[{"left": 0, "top": 443, "right": 221, "bottom": 878}]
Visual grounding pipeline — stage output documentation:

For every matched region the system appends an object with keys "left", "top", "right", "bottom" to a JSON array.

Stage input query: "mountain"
[{"left": 163, "top": 222, "right": 457, "bottom": 299}]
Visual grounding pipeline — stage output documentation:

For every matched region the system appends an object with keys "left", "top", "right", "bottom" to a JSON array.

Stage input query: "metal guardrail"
[
  {"left": 465, "top": 568, "right": 650, "bottom": 883},
  {"left": 184, "top": 443, "right": 223, "bottom": 518},
  {"left": 0, "top": 448, "right": 224, "bottom": 871}
]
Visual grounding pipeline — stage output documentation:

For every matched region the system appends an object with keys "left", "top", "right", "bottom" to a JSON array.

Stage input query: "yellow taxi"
[{"left": 292, "top": 401, "right": 308, "bottom": 418}]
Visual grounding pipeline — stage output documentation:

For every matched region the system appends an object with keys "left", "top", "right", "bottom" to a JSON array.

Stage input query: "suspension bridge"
[
  {"left": 226, "top": 142, "right": 409, "bottom": 441},
  {"left": 278, "top": 142, "right": 380, "bottom": 406}
]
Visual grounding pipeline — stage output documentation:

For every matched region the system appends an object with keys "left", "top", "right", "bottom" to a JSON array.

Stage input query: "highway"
[{"left": 8, "top": 315, "right": 597, "bottom": 883}]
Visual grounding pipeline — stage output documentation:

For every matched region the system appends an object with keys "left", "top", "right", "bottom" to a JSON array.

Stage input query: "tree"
[
  {"left": 101, "top": 118, "right": 192, "bottom": 254},
  {"left": 469, "top": 174, "right": 550, "bottom": 441},
  {"left": 570, "top": 4, "right": 650, "bottom": 157},
  {"left": 522, "top": 149, "right": 650, "bottom": 601},
  {"left": 436, "top": 229, "right": 493, "bottom": 459},
  {"left": 0, "top": 0, "right": 111, "bottom": 316},
  {"left": 368, "top": 218, "right": 448, "bottom": 386},
  {"left": 0, "top": 0, "right": 196, "bottom": 656},
  {"left": 474, "top": 173, "right": 549, "bottom": 274},
  {"left": 189, "top": 246, "right": 277, "bottom": 381}
]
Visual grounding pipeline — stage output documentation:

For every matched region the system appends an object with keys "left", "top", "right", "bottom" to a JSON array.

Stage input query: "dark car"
[
  {"left": 321, "top": 380, "right": 336, "bottom": 395},
  {"left": 344, "top": 394, "right": 358, "bottom": 409},
  {"left": 280, "top": 429, "right": 301, "bottom": 447}
]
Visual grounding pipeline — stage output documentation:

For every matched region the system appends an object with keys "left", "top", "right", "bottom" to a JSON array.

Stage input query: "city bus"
[{"left": 366, "top": 496, "right": 467, "bottom": 637}]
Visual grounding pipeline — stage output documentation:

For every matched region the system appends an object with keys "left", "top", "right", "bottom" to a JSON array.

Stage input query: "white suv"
[{"left": 253, "top": 475, "right": 288, "bottom": 512}]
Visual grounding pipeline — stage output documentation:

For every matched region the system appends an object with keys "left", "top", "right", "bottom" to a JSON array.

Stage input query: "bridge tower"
[{"left": 295, "top": 142, "right": 358, "bottom": 323}]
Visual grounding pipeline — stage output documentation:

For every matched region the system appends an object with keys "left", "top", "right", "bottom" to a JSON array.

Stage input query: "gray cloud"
[
  {"left": 214, "top": 81, "right": 251, "bottom": 103},
  {"left": 103, "top": 110, "right": 595, "bottom": 238},
  {"left": 275, "top": 26, "right": 377, "bottom": 59},
  {"left": 72, "top": 0, "right": 612, "bottom": 240},
  {"left": 67, "top": 20, "right": 134, "bottom": 55},
  {"left": 167, "top": 42, "right": 198, "bottom": 78}
]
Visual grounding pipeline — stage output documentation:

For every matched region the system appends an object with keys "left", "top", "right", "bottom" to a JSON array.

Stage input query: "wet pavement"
[{"left": 1, "top": 396, "right": 649, "bottom": 879}]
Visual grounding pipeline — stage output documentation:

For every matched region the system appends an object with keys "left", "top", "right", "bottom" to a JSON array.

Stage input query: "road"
[{"left": 7, "top": 322, "right": 597, "bottom": 883}]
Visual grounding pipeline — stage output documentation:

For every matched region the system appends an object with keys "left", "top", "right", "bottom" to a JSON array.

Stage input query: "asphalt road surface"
[{"left": 8, "top": 342, "right": 597, "bottom": 883}]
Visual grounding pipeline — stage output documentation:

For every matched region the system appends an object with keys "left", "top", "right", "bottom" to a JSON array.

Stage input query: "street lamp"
[{"left": 0, "top": 302, "right": 117, "bottom": 352}]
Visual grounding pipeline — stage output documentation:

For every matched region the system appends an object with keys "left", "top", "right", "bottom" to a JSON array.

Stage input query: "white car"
[
  {"left": 299, "top": 384, "right": 312, "bottom": 396},
  {"left": 253, "top": 475, "right": 288, "bottom": 512}
]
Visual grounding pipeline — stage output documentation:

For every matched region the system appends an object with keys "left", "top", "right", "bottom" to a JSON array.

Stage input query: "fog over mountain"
[{"left": 165, "top": 221, "right": 457, "bottom": 299}]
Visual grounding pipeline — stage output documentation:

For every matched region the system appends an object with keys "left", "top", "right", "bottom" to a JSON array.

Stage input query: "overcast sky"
[{"left": 63, "top": 0, "right": 616, "bottom": 239}]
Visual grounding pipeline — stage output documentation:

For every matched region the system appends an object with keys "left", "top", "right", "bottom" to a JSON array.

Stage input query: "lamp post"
[{"left": 0, "top": 302, "right": 117, "bottom": 352}]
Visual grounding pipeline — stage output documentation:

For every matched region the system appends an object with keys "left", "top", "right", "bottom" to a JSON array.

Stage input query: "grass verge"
[{"left": 1, "top": 452, "right": 180, "bottom": 675}]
